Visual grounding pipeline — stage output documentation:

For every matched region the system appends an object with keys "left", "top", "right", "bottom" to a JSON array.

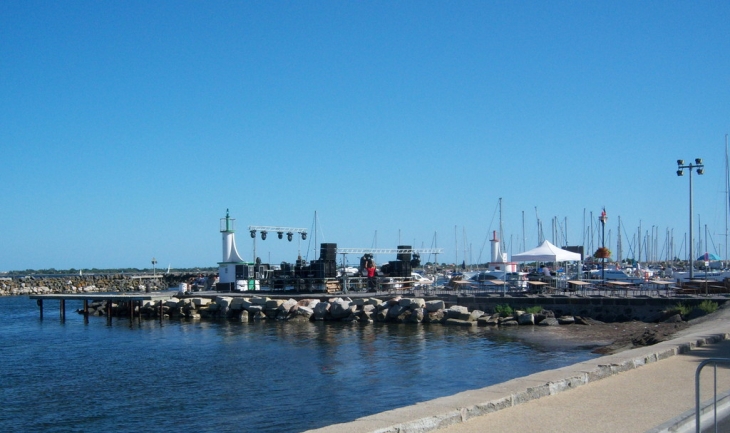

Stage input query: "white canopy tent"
[{"left": 511, "top": 240, "right": 582, "bottom": 262}]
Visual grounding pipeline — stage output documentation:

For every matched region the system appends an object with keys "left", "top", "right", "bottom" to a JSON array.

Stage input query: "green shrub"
[
  {"left": 666, "top": 303, "right": 692, "bottom": 317},
  {"left": 525, "top": 306, "right": 542, "bottom": 314},
  {"left": 698, "top": 300, "right": 719, "bottom": 314},
  {"left": 494, "top": 304, "right": 513, "bottom": 317}
]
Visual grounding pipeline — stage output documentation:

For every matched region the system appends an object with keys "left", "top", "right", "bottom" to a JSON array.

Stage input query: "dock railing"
[{"left": 695, "top": 358, "right": 730, "bottom": 433}]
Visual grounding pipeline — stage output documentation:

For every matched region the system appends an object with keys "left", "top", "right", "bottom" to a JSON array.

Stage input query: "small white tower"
[
  {"left": 489, "top": 231, "right": 516, "bottom": 272},
  {"left": 218, "top": 209, "right": 245, "bottom": 285},
  {"left": 490, "top": 231, "right": 502, "bottom": 264}
]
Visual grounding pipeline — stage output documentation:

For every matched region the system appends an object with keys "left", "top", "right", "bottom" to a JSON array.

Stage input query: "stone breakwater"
[
  {"left": 87, "top": 294, "right": 594, "bottom": 328},
  {"left": 0, "top": 275, "right": 190, "bottom": 296}
]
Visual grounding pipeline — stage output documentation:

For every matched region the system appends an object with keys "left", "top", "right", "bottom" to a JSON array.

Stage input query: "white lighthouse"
[
  {"left": 488, "top": 231, "right": 516, "bottom": 272},
  {"left": 217, "top": 209, "right": 245, "bottom": 285}
]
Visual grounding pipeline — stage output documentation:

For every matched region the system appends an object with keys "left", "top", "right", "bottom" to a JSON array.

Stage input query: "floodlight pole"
[
  {"left": 677, "top": 158, "right": 704, "bottom": 280},
  {"left": 599, "top": 210, "right": 607, "bottom": 282}
]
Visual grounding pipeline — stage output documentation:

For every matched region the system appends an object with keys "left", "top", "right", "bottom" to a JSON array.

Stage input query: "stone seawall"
[
  {"left": 451, "top": 295, "right": 727, "bottom": 322},
  {"left": 0, "top": 274, "right": 193, "bottom": 296},
  {"left": 78, "top": 294, "right": 704, "bottom": 332}
]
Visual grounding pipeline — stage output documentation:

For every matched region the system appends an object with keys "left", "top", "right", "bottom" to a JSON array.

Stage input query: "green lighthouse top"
[{"left": 220, "top": 208, "right": 235, "bottom": 233}]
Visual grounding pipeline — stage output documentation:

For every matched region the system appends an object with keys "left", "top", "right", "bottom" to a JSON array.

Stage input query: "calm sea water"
[{"left": 0, "top": 296, "right": 597, "bottom": 432}]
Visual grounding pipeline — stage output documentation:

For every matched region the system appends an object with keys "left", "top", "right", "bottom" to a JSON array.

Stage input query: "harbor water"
[{"left": 0, "top": 295, "right": 598, "bottom": 432}]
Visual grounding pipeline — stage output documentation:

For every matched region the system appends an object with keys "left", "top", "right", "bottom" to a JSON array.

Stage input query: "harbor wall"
[
  {"left": 0, "top": 274, "right": 193, "bottom": 296},
  {"left": 448, "top": 295, "right": 727, "bottom": 322}
]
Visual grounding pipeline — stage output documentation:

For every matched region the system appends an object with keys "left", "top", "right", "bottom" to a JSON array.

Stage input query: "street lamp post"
[
  {"left": 152, "top": 257, "right": 157, "bottom": 277},
  {"left": 599, "top": 209, "right": 607, "bottom": 282},
  {"left": 676, "top": 158, "right": 704, "bottom": 280}
]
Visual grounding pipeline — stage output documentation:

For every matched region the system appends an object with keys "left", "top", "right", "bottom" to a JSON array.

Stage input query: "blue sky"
[{"left": 1, "top": 1, "right": 729, "bottom": 270}]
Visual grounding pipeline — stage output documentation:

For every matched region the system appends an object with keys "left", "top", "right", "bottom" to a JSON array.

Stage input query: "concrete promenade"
[{"left": 307, "top": 307, "right": 730, "bottom": 433}]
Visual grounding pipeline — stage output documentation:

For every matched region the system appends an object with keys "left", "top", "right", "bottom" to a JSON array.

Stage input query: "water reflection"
[{"left": 1, "top": 297, "right": 599, "bottom": 433}]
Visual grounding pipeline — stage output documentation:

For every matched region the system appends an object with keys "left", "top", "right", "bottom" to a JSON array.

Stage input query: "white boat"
[
  {"left": 596, "top": 268, "right": 646, "bottom": 284},
  {"left": 411, "top": 272, "right": 433, "bottom": 287},
  {"left": 672, "top": 269, "right": 730, "bottom": 283}
]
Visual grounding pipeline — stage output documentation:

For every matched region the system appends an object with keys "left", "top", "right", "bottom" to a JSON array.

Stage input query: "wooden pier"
[{"left": 29, "top": 293, "right": 174, "bottom": 324}]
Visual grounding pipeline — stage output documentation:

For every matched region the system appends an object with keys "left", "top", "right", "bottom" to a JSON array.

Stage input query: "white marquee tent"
[{"left": 511, "top": 240, "right": 582, "bottom": 262}]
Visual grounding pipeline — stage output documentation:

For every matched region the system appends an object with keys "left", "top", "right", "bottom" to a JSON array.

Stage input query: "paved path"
[
  {"left": 307, "top": 307, "right": 730, "bottom": 433},
  {"left": 437, "top": 333, "right": 730, "bottom": 433}
]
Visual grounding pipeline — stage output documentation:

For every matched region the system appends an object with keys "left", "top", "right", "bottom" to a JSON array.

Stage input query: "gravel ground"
[{"left": 495, "top": 318, "right": 692, "bottom": 355}]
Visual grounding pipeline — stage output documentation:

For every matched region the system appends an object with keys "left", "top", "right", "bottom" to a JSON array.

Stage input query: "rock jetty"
[{"left": 85, "top": 294, "right": 593, "bottom": 329}]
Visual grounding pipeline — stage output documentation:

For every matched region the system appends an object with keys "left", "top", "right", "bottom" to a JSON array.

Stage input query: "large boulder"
[
  {"left": 445, "top": 318, "right": 476, "bottom": 327},
  {"left": 330, "top": 299, "right": 354, "bottom": 319},
  {"left": 518, "top": 313, "right": 535, "bottom": 325},
  {"left": 265, "top": 299, "right": 285, "bottom": 310},
  {"left": 215, "top": 297, "right": 233, "bottom": 315},
  {"left": 192, "top": 298, "right": 210, "bottom": 307},
  {"left": 215, "top": 296, "right": 233, "bottom": 306},
  {"left": 557, "top": 316, "right": 575, "bottom": 325},
  {"left": 405, "top": 308, "right": 425, "bottom": 323},
  {"left": 251, "top": 296, "right": 269, "bottom": 306},
  {"left": 358, "top": 308, "right": 374, "bottom": 321},
  {"left": 662, "top": 314, "right": 683, "bottom": 324},
  {"left": 247, "top": 305, "right": 264, "bottom": 316},
  {"left": 469, "top": 310, "right": 485, "bottom": 321},
  {"left": 374, "top": 308, "right": 389, "bottom": 322},
  {"left": 446, "top": 305, "right": 469, "bottom": 319},
  {"left": 425, "top": 310, "right": 445, "bottom": 323},
  {"left": 388, "top": 304, "right": 408, "bottom": 319},
  {"left": 313, "top": 302, "right": 331, "bottom": 320},
  {"left": 477, "top": 315, "right": 499, "bottom": 326},
  {"left": 365, "top": 298, "right": 383, "bottom": 307},
  {"left": 386, "top": 296, "right": 402, "bottom": 306},
  {"left": 295, "top": 305, "right": 314, "bottom": 318},
  {"left": 298, "top": 299, "right": 319, "bottom": 309},
  {"left": 278, "top": 299, "right": 298, "bottom": 312},
  {"left": 534, "top": 309, "right": 555, "bottom": 323},
  {"left": 425, "top": 300, "right": 445, "bottom": 312},
  {"left": 400, "top": 298, "right": 426, "bottom": 309},
  {"left": 538, "top": 317, "right": 560, "bottom": 326},
  {"left": 228, "top": 309, "right": 249, "bottom": 322},
  {"left": 229, "top": 297, "right": 246, "bottom": 311}
]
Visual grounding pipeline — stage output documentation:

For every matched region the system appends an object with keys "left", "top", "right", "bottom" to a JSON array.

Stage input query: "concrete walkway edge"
[{"left": 306, "top": 326, "right": 730, "bottom": 433}]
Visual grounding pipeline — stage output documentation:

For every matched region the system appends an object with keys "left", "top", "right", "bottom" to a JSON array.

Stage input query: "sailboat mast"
[
  {"left": 313, "top": 210, "right": 317, "bottom": 257},
  {"left": 522, "top": 210, "right": 526, "bottom": 252},
  {"left": 454, "top": 225, "right": 457, "bottom": 267},
  {"left": 725, "top": 134, "right": 730, "bottom": 260},
  {"left": 617, "top": 215, "right": 622, "bottom": 264},
  {"left": 498, "top": 197, "right": 504, "bottom": 258}
]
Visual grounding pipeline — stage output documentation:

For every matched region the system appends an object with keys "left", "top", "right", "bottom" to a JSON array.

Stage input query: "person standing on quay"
[{"left": 367, "top": 260, "right": 377, "bottom": 291}]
